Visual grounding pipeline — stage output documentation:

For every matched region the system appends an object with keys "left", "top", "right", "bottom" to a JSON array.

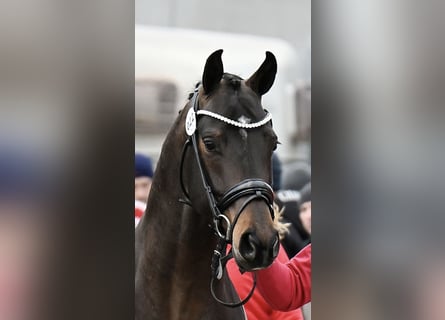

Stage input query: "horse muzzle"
[
  {"left": 235, "top": 229, "right": 280, "bottom": 271},
  {"left": 217, "top": 179, "right": 279, "bottom": 271}
]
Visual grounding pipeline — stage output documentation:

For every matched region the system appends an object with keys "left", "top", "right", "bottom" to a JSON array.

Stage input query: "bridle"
[{"left": 179, "top": 86, "right": 275, "bottom": 308}]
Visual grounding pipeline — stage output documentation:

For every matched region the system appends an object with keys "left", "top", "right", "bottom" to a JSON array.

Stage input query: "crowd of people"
[{"left": 134, "top": 152, "right": 311, "bottom": 319}]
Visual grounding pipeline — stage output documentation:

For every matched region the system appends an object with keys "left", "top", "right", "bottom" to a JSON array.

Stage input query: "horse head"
[{"left": 183, "top": 50, "right": 280, "bottom": 271}]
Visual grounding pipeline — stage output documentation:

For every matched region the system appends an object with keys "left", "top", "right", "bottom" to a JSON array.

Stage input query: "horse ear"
[
  {"left": 202, "top": 49, "right": 224, "bottom": 94},
  {"left": 246, "top": 51, "right": 277, "bottom": 96}
]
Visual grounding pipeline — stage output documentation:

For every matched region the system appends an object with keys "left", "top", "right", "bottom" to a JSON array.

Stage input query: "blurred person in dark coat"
[
  {"left": 135, "top": 153, "right": 153, "bottom": 226},
  {"left": 298, "top": 183, "right": 311, "bottom": 235},
  {"left": 135, "top": 153, "right": 153, "bottom": 203},
  {"left": 276, "top": 180, "right": 311, "bottom": 259},
  {"left": 282, "top": 162, "right": 311, "bottom": 191}
]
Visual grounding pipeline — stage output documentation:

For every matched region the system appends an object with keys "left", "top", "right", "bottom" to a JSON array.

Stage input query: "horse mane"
[
  {"left": 187, "top": 82, "right": 201, "bottom": 100},
  {"left": 223, "top": 73, "right": 242, "bottom": 90},
  {"left": 273, "top": 203, "right": 291, "bottom": 240}
]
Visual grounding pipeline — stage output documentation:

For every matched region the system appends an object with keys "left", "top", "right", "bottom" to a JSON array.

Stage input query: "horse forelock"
[
  {"left": 187, "top": 73, "right": 242, "bottom": 100},
  {"left": 222, "top": 73, "right": 242, "bottom": 90},
  {"left": 187, "top": 75, "right": 265, "bottom": 125}
]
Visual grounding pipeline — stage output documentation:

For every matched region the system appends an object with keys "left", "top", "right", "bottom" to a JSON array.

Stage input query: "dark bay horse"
[{"left": 135, "top": 49, "right": 280, "bottom": 320}]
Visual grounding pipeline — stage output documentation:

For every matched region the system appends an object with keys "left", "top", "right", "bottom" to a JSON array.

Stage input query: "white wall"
[
  {"left": 135, "top": 0, "right": 311, "bottom": 163},
  {"left": 135, "top": 0, "right": 311, "bottom": 61}
]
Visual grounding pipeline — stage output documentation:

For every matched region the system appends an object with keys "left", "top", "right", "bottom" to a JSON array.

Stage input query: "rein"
[{"left": 178, "top": 86, "right": 275, "bottom": 308}]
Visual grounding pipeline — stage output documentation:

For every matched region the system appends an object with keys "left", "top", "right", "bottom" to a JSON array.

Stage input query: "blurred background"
[
  {"left": 135, "top": 0, "right": 311, "bottom": 166},
  {"left": 1, "top": 1, "right": 443, "bottom": 319}
]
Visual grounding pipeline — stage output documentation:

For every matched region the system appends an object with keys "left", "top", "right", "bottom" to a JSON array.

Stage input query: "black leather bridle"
[{"left": 179, "top": 86, "right": 275, "bottom": 308}]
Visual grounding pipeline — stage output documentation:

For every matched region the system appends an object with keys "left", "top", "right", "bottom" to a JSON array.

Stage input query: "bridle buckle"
[{"left": 215, "top": 214, "right": 231, "bottom": 241}]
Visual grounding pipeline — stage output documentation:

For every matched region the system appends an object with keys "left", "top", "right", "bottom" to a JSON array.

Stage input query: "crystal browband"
[{"left": 196, "top": 110, "right": 272, "bottom": 129}]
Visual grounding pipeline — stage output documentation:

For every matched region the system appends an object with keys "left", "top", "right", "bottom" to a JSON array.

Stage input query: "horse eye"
[{"left": 203, "top": 139, "right": 216, "bottom": 152}]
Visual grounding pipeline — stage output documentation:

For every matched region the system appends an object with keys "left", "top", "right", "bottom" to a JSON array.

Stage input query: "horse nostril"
[
  {"left": 239, "top": 232, "right": 259, "bottom": 262},
  {"left": 239, "top": 232, "right": 280, "bottom": 266}
]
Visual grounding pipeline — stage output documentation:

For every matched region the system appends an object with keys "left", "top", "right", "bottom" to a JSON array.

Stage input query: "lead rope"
[{"left": 210, "top": 269, "right": 257, "bottom": 308}]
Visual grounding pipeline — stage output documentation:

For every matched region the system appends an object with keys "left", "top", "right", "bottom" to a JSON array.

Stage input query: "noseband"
[{"left": 179, "top": 86, "right": 275, "bottom": 308}]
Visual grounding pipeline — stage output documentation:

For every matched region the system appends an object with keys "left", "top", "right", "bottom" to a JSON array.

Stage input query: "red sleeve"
[{"left": 255, "top": 244, "right": 311, "bottom": 311}]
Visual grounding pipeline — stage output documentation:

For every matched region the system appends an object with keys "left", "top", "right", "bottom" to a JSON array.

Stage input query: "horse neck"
[
  {"left": 137, "top": 125, "right": 217, "bottom": 285},
  {"left": 135, "top": 107, "right": 245, "bottom": 320}
]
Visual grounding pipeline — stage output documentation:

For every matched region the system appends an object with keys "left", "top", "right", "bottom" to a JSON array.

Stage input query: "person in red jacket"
[
  {"left": 227, "top": 244, "right": 304, "bottom": 320},
  {"left": 256, "top": 244, "right": 311, "bottom": 311}
]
